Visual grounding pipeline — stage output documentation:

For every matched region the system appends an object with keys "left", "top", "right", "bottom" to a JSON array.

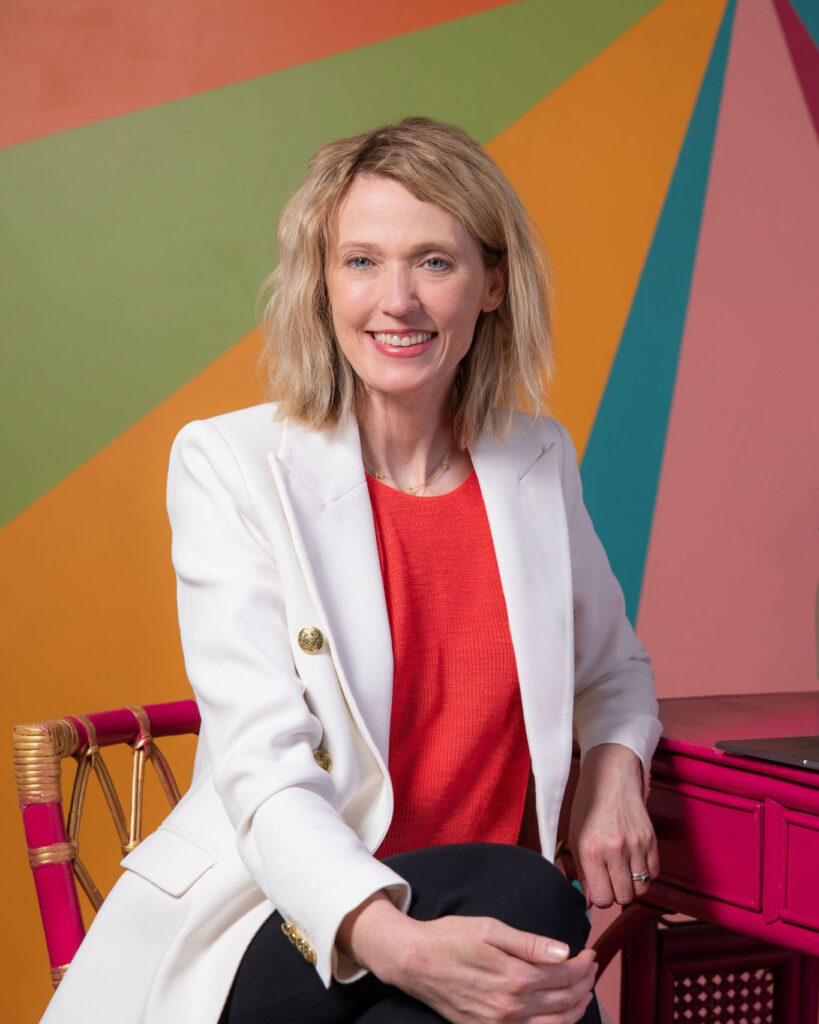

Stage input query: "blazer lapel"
[
  {"left": 268, "top": 416, "right": 394, "bottom": 765},
  {"left": 470, "top": 422, "right": 575, "bottom": 838}
]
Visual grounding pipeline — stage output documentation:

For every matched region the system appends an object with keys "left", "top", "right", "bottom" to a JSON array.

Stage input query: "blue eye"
[
  {"left": 348, "top": 256, "right": 372, "bottom": 269},
  {"left": 425, "top": 257, "right": 450, "bottom": 271}
]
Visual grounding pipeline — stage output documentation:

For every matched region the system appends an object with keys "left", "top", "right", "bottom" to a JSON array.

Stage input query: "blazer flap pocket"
[{"left": 120, "top": 827, "right": 217, "bottom": 896}]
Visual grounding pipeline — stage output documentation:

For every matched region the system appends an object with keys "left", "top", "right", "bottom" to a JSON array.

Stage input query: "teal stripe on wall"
[
  {"left": 579, "top": 0, "right": 736, "bottom": 625},
  {"left": 791, "top": 0, "right": 819, "bottom": 49},
  {"left": 0, "top": 0, "right": 660, "bottom": 526}
]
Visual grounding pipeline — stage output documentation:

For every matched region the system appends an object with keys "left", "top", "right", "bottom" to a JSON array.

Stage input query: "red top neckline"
[{"left": 365, "top": 468, "right": 476, "bottom": 502}]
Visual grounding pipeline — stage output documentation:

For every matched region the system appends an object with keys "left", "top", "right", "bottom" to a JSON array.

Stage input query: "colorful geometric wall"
[{"left": 2, "top": 1, "right": 817, "bottom": 1019}]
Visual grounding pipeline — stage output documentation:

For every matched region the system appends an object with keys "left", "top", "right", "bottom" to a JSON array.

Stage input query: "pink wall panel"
[{"left": 638, "top": 0, "right": 819, "bottom": 699}]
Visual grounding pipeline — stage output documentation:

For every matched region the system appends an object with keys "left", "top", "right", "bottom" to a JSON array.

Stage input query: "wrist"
[
  {"left": 336, "top": 891, "right": 417, "bottom": 984},
  {"left": 583, "top": 741, "right": 640, "bottom": 767},
  {"left": 582, "top": 742, "right": 644, "bottom": 788}
]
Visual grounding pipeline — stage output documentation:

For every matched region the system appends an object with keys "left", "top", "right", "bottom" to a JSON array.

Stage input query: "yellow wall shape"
[{"left": 488, "top": 0, "right": 727, "bottom": 456}]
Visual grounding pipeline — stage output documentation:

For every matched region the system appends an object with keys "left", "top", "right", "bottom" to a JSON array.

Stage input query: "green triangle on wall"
[{"left": 0, "top": 0, "right": 660, "bottom": 526}]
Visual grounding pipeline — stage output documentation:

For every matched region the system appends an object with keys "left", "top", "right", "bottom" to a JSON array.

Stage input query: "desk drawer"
[
  {"left": 649, "top": 780, "right": 763, "bottom": 911},
  {"left": 780, "top": 808, "right": 819, "bottom": 930}
]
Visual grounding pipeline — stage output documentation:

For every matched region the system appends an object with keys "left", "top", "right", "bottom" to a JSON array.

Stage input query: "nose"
[{"left": 379, "top": 263, "right": 419, "bottom": 319}]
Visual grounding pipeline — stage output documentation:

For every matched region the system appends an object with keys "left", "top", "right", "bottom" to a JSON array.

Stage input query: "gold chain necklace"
[{"left": 363, "top": 436, "right": 454, "bottom": 495}]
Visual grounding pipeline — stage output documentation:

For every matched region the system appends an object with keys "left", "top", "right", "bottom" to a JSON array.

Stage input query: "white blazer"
[{"left": 41, "top": 403, "right": 662, "bottom": 1024}]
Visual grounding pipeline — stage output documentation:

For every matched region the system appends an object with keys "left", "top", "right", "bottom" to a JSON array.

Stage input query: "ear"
[{"left": 481, "top": 253, "right": 507, "bottom": 313}]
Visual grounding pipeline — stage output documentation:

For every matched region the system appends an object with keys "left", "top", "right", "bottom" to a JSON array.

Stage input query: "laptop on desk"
[{"left": 715, "top": 735, "right": 819, "bottom": 771}]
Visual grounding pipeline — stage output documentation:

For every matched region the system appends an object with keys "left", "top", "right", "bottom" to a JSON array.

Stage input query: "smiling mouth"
[{"left": 370, "top": 331, "right": 435, "bottom": 348}]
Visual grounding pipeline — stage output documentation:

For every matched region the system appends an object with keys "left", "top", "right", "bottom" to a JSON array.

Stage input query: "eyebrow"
[{"left": 334, "top": 240, "right": 460, "bottom": 256}]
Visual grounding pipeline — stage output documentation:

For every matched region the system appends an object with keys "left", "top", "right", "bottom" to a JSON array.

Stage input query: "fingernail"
[{"left": 547, "top": 941, "right": 569, "bottom": 959}]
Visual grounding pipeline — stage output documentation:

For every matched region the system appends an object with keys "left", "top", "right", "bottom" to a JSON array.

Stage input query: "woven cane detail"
[
  {"left": 13, "top": 719, "right": 79, "bottom": 805},
  {"left": 127, "top": 704, "right": 152, "bottom": 748},
  {"left": 15, "top": 700, "right": 200, "bottom": 994},
  {"left": 28, "top": 840, "right": 78, "bottom": 868},
  {"left": 73, "top": 714, "right": 99, "bottom": 756},
  {"left": 50, "top": 964, "right": 69, "bottom": 989}
]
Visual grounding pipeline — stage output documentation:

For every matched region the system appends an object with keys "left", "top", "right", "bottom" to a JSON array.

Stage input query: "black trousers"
[{"left": 218, "top": 844, "right": 602, "bottom": 1023}]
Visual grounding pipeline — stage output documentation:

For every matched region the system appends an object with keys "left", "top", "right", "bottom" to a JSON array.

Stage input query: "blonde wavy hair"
[{"left": 261, "top": 116, "right": 553, "bottom": 448}]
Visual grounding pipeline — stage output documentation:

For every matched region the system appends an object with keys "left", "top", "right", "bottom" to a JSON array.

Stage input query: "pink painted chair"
[
  {"left": 12, "top": 700, "right": 200, "bottom": 989},
  {"left": 15, "top": 699, "right": 627, "bottom": 1024}
]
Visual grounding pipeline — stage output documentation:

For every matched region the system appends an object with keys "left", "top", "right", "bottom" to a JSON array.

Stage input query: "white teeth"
[{"left": 372, "top": 332, "right": 433, "bottom": 348}]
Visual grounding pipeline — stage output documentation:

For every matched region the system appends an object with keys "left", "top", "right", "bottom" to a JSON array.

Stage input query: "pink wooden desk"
[
  {"left": 647, "top": 692, "right": 819, "bottom": 957},
  {"left": 597, "top": 692, "right": 819, "bottom": 1021}
]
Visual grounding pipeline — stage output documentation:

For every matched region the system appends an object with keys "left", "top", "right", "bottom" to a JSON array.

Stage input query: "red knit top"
[{"left": 367, "top": 469, "right": 530, "bottom": 859}]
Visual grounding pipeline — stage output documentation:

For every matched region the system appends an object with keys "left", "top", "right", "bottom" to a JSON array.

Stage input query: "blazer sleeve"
[
  {"left": 167, "top": 419, "right": 410, "bottom": 987},
  {"left": 553, "top": 421, "right": 663, "bottom": 791}
]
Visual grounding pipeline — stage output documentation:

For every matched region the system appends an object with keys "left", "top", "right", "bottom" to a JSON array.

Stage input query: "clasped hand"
[
  {"left": 340, "top": 895, "right": 597, "bottom": 1024},
  {"left": 338, "top": 742, "right": 657, "bottom": 1021}
]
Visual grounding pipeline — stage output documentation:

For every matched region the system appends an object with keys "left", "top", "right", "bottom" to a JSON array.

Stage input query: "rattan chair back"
[{"left": 12, "top": 700, "right": 200, "bottom": 989}]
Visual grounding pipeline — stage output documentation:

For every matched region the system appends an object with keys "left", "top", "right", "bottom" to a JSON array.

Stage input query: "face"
[{"left": 325, "top": 174, "right": 505, "bottom": 409}]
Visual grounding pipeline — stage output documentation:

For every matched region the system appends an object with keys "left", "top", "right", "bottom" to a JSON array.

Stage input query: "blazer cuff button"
[{"left": 281, "top": 922, "right": 316, "bottom": 965}]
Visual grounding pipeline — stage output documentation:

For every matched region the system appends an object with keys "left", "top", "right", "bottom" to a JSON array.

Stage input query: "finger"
[
  {"left": 531, "top": 990, "right": 596, "bottom": 1024},
  {"left": 629, "top": 832, "right": 659, "bottom": 898},
  {"left": 530, "top": 960, "right": 598, "bottom": 1018},
  {"left": 567, "top": 990, "right": 597, "bottom": 1024},
  {"left": 527, "top": 948, "right": 598, "bottom": 993},
  {"left": 628, "top": 854, "right": 653, "bottom": 898},
  {"left": 573, "top": 990, "right": 597, "bottom": 1024},
  {"left": 480, "top": 918, "right": 571, "bottom": 965},
  {"left": 610, "top": 846, "right": 637, "bottom": 905},
  {"left": 629, "top": 873, "right": 650, "bottom": 899},
  {"left": 579, "top": 849, "right": 615, "bottom": 908}
]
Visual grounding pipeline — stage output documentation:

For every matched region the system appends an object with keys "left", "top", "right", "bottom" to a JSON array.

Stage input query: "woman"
[{"left": 42, "top": 117, "right": 661, "bottom": 1024}]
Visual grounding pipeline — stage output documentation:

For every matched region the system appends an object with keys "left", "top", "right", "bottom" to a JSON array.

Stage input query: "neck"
[{"left": 357, "top": 387, "right": 454, "bottom": 491}]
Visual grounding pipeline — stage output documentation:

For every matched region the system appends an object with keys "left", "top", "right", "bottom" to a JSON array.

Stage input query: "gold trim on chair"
[
  {"left": 14, "top": 700, "right": 201, "bottom": 992},
  {"left": 128, "top": 704, "right": 183, "bottom": 807},
  {"left": 50, "top": 964, "right": 69, "bottom": 989},
  {"left": 12, "top": 719, "right": 79, "bottom": 806},
  {"left": 14, "top": 706, "right": 191, "bottom": 923},
  {"left": 28, "top": 840, "right": 78, "bottom": 869},
  {"left": 69, "top": 715, "right": 127, "bottom": 839}
]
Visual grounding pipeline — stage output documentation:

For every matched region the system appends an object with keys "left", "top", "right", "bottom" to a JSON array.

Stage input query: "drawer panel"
[
  {"left": 781, "top": 809, "right": 819, "bottom": 930},
  {"left": 649, "top": 779, "right": 763, "bottom": 910}
]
